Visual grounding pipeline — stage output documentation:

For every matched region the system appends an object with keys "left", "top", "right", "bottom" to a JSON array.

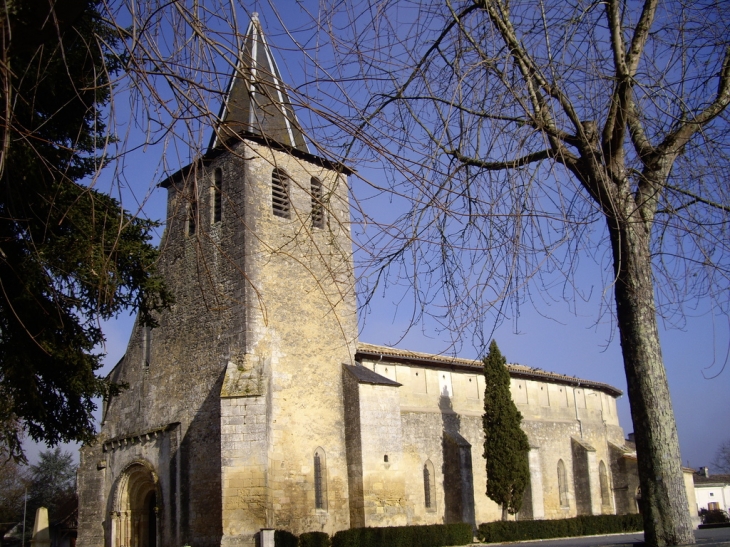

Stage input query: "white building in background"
[{"left": 694, "top": 468, "right": 730, "bottom": 513}]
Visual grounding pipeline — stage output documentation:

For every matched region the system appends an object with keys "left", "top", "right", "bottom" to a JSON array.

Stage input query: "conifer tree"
[
  {"left": 0, "top": 0, "right": 172, "bottom": 461},
  {"left": 483, "top": 340, "right": 530, "bottom": 515}
]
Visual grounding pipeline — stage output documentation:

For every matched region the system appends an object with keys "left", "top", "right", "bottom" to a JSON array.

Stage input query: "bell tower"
[
  {"left": 203, "top": 13, "right": 358, "bottom": 545},
  {"left": 77, "top": 13, "right": 357, "bottom": 547}
]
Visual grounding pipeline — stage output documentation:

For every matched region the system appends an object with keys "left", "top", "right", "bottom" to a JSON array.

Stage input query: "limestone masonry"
[{"left": 75, "top": 14, "right": 696, "bottom": 547}]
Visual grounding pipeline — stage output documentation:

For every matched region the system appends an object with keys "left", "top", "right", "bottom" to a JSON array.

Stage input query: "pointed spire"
[{"left": 210, "top": 13, "right": 310, "bottom": 152}]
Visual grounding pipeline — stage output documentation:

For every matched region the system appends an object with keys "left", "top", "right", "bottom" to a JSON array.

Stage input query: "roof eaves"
[
  {"left": 159, "top": 133, "right": 353, "bottom": 190},
  {"left": 344, "top": 363, "right": 402, "bottom": 387},
  {"left": 355, "top": 342, "right": 623, "bottom": 397}
]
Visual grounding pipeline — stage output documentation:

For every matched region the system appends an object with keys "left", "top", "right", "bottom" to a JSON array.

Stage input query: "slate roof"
[
  {"left": 355, "top": 342, "right": 623, "bottom": 397},
  {"left": 344, "top": 363, "right": 401, "bottom": 387},
  {"left": 158, "top": 14, "right": 351, "bottom": 189},
  {"left": 209, "top": 13, "right": 309, "bottom": 152}
]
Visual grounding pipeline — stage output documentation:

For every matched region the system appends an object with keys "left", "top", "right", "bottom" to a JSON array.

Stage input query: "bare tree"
[
  {"left": 5, "top": 0, "right": 728, "bottom": 544},
  {"left": 712, "top": 440, "right": 730, "bottom": 475},
  {"left": 308, "top": 1, "right": 730, "bottom": 545}
]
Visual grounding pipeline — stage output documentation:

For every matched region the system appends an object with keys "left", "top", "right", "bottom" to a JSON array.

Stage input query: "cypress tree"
[{"left": 483, "top": 339, "right": 531, "bottom": 515}]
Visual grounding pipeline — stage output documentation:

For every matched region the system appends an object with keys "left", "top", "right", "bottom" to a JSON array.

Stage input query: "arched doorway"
[{"left": 111, "top": 463, "right": 159, "bottom": 547}]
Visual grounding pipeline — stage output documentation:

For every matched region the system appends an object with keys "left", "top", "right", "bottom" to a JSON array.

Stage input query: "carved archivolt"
[{"left": 109, "top": 461, "right": 159, "bottom": 547}]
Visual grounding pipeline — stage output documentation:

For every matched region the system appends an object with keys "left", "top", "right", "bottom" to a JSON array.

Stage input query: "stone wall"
[
  {"left": 683, "top": 471, "right": 700, "bottom": 527},
  {"left": 342, "top": 369, "right": 365, "bottom": 527},
  {"left": 77, "top": 445, "right": 107, "bottom": 546},
  {"left": 218, "top": 141, "right": 357, "bottom": 544},
  {"left": 78, "top": 147, "right": 240, "bottom": 547},
  {"left": 78, "top": 137, "right": 358, "bottom": 547},
  {"left": 356, "top": 356, "right": 628, "bottom": 526},
  {"left": 344, "top": 379, "right": 407, "bottom": 528},
  {"left": 609, "top": 445, "right": 640, "bottom": 516}
]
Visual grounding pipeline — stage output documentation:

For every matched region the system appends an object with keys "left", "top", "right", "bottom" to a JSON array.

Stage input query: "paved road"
[{"left": 474, "top": 527, "right": 730, "bottom": 547}]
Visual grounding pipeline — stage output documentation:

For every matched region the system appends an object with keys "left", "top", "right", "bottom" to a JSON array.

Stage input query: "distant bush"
[
  {"left": 700, "top": 509, "right": 730, "bottom": 524},
  {"left": 477, "top": 514, "right": 643, "bottom": 543},
  {"left": 332, "top": 523, "right": 472, "bottom": 547},
  {"left": 300, "top": 531, "right": 331, "bottom": 547},
  {"left": 275, "top": 529, "right": 299, "bottom": 547}
]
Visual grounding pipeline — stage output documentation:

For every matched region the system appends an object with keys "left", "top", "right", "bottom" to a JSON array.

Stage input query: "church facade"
[{"left": 76, "top": 15, "right": 651, "bottom": 547}]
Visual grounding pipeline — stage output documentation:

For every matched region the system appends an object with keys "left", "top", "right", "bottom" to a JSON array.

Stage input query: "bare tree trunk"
[{"left": 607, "top": 215, "right": 694, "bottom": 546}]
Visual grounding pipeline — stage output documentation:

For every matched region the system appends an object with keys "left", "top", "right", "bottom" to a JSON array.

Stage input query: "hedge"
[
  {"left": 275, "top": 529, "right": 299, "bottom": 547},
  {"left": 276, "top": 516, "right": 640, "bottom": 547},
  {"left": 700, "top": 509, "right": 730, "bottom": 524},
  {"left": 300, "top": 531, "right": 332, "bottom": 547},
  {"left": 332, "top": 523, "right": 472, "bottom": 547},
  {"left": 477, "top": 514, "right": 643, "bottom": 543}
]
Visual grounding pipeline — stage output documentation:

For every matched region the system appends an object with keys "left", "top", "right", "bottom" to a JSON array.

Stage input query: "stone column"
[{"left": 109, "top": 512, "right": 118, "bottom": 547}]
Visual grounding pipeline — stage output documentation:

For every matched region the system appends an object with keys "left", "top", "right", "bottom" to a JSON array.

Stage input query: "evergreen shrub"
[
  {"left": 700, "top": 509, "right": 730, "bottom": 524},
  {"left": 275, "top": 529, "right": 299, "bottom": 547},
  {"left": 477, "top": 514, "right": 643, "bottom": 543},
  {"left": 332, "top": 523, "right": 472, "bottom": 547},
  {"left": 482, "top": 340, "right": 531, "bottom": 514},
  {"left": 444, "top": 523, "right": 474, "bottom": 545},
  {"left": 300, "top": 531, "right": 332, "bottom": 547}
]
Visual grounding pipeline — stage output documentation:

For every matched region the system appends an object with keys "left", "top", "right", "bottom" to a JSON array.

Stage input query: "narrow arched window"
[
  {"left": 188, "top": 198, "right": 198, "bottom": 235},
  {"left": 272, "top": 168, "right": 290, "bottom": 218},
  {"left": 314, "top": 448, "right": 327, "bottom": 510},
  {"left": 423, "top": 464, "right": 432, "bottom": 508},
  {"left": 142, "top": 326, "right": 151, "bottom": 369},
  {"left": 212, "top": 168, "right": 222, "bottom": 223},
  {"left": 558, "top": 459, "right": 569, "bottom": 507},
  {"left": 310, "top": 177, "right": 324, "bottom": 229},
  {"left": 423, "top": 459, "right": 435, "bottom": 511},
  {"left": 599, "top": 460, "right": 611, "bottom": 507}
]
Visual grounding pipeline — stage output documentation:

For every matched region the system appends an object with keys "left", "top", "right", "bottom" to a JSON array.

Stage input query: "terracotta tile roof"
[{"left": 355, "top": 342, "right": 623, "bottom": 397}]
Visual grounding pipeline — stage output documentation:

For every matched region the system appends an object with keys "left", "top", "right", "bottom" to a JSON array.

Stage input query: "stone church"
[{"left": 76, "top": 14, "right": 655, "bottom": 547}]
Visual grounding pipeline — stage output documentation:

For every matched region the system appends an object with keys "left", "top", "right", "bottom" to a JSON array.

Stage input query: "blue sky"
[{"left": 23, "top": 1, "right": 730, "bottom": 474}]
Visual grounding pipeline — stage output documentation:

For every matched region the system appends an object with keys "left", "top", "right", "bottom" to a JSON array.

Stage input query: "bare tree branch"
[
  {"left": 658, "top": 46, "right": 730, "bottom": 156},
  {"left": 663, "top": 184, "right": 730, "bottom": 213},
  {"left": 446, "top": 148, "right": 562, "bottom": 171}
]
